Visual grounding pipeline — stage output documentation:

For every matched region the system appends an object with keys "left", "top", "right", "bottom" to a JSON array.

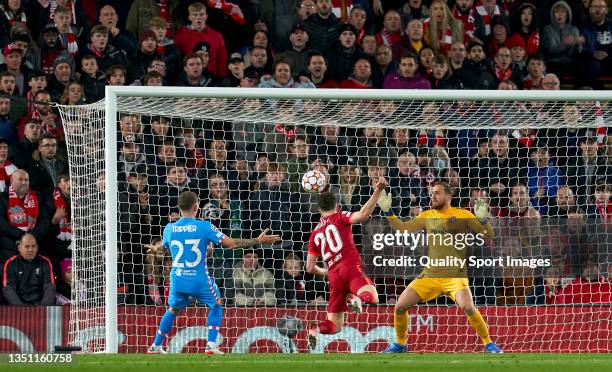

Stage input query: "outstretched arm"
[
  {"left": 306, "top": 253, "right": 328, "bottom": 277},
  {"left": 221, "top": 228, "right": 281, "bottom": 249},
  {"left": 350, "top": 177, "right": 387, "bottom": 224}
]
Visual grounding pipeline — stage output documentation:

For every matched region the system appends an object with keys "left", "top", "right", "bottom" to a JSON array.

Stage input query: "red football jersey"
[{"left": 307, "top": 210, "right": 363, "bottom": 272}]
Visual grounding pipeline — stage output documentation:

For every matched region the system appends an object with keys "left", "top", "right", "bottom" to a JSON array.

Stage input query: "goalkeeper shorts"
[{"left": 408, "top": 277, "right": 469, "bottom": 303}]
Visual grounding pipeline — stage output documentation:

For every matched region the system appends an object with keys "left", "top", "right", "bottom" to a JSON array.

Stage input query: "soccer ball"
[{"left": 301, "top": 170, "right": 327, "bottom": 193}]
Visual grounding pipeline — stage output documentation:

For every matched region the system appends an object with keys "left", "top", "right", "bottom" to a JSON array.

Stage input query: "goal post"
[{"left": 59, "top": 87, "right": 612, "bottom": 354}]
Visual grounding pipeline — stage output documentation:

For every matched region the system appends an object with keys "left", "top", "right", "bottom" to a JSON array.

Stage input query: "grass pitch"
[{"left": 3, "top": 353, "right": 612, "bottom": 372}]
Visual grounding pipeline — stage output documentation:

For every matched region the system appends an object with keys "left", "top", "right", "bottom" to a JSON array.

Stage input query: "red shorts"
[{"left": 327, "top": 264, "right": 373, "bottom": 313}]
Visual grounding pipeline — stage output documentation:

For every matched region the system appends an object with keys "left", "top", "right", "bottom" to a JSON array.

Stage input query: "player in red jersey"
[{"left": 305, "top": 177, "right": 387, "bottom": 349}]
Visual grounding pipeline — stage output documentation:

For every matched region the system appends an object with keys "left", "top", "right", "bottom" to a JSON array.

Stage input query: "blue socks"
[
  {"left": 207, "top": 304, "right": 222, "bottom": 344},
  {"left": 153, "top": 310, "right": 177, "bottom": 346}
]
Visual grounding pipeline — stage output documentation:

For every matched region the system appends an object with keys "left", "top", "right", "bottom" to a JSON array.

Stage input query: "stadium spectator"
[
  {"left": 548, "top": 186, "right": 577, "bottom": 216},
  {"left": 99, "top": 5, "right": 138, "bottom": 58},
  {"left": 400, "top": 0, "right": 430, "bottom": 23},
  {"left": 0, "top": 170, "right": 50, "bottom": 263},
  {"left": 417, "top": 46, "right": 435, "bottom": 77},
  {"left": 78, "top": 55, "right": 105, "bottom": 101},
  {"left": 244, "top": 45, "right": 271, "bottom": 77},
  {"left": 38, "top": 25, "right": 70, "bottom": 76},
  {"left": 27, "top": 133, "right": 68, "bottom": 198},
  {"left": 176, "top": 52, "right": 214, "bottom": 87},
  {"left": 180, "top": 128, "right": 205, "bottom": 177},
  {"left": 314, "top": 124, "right": 348, "bottom": 169},
  {"left": 384, "top": 53, "right": 431, "bottom": 89},
  {"left": 118, "top": 113, "right": 143, "bottom": 143},
  {"left": 492, "top": 47, "right": 522, "bottom": 88},
  {"left": 117, "top": 141, "right": 147, "bottom": 188},
  {"left": 338, "top": 56, "right": 373, "bottom": 88},
  {"left": 454, "top": 39, "right": 495, "bottom": 89},
  {"left": 541, "top": 73, "right": 561, "bottom": 90},
  {"left": 586, "top": 183, "right": 611, "bottom": 221},
  {"left": 24, "top": 72, "right": 48, "bottom": 112},
  {"left": 129, "top": 31, "right": 163, "bottom": 83},
  {"left": 474, "top": 132, "right": 528, "bottom": 208},
  {"left": 372, "top": 44, "right": 395, "bottom": 88},
  {"left": 1, "top": 43, "right": 32, "bottom": 96},
  {"left": 528, "top": 147, "right": 564, "bottom": 215},
  {"left": 297, "top": 0, "right": 317, "bottom": 22},
  {"left": 147, "top": 17, "right": 182, "bottom": 84},
  {"left": 230, "top": 250, "right": 277, "bottom": 306},
  {"left": 429, "top": 54, "right": 459, "bottom": 89},
  {"left": 447, "top": 40, "right": 466, "bottom": 71},
  {"left": 580, "top": 0, "right": 612, "bottom": 88},
  {"left": 126, "top": 0, "right": 179, "bottom": 37},
  {"left": 49, "top": 173, "right": 72, "bottom": 259},
  {"left": 2, "top": 233, "right": 56, "bottom": 305},
  {"left": 566, "top": 137, "right": 607, "bottom": 207},
  {"left": 156, "top": 162, "right": 199, "bottom": 224},
  {"left": 174, "top": 2, "right": 228, "bottom": 77},
  {"left": 105, "top": 65, "right": 127, "bottom": 86},
  {"left": 508, "top": 2, "right": 540, "bottom": 57},
  {"left": 392, "top": 19, "right": 426, "bottom": 61},
  {"left": 496, "top": 236, "right": 534, "bottom": 305},
  {"left": 286, "top": 135, "right": 311, "bottom": 193},
  {"left": 219, "top": 53, "right": 244, "bottom": 87},
  {"left": 0, "top": 136, "right": 17, "bottom": 193},
  {"left": 48, "top": 57, "right": 73, "bottom": 102},
  {"left": 84, "top": 25, "right": 130, "bottom": 81},
  {"left": 245, "top": 162, "right": 299, "bottom": 242},
  {"left": 303, "top": 0, "right": 341, "bottom": 53},
  {"left": 349, "top": 5, "right": 368, "bottom": 45},
  {"left": 360, "top": 34, "right": 377, "bottom": 57},
  {"left": 258, "top": 60, "right": 316, "bottom": 88},
  {"left": 325, "top": 23, "right": 363, "bottom": 82},
  {"left": 52, "top": 5, "right": 79, "bottom": 57},
  {"left": 389, "top": 150, "right": 427, "bottom": 217},
  {"left": 486, "top": 17, "right": 510, "bottom": 59},
  {"left": 274, "top": 23, "right": 310, "bottom": 79},
  {"left": 522, "top": 54, "right": 546, "bottom": 89},
  {"left": 376, "top": 9, "right": 402, "bottom": 47},
  {"left": 508, "top": 36, "right": 528, "bottom": 70},
  {"left": 196, "top": 138, "right": 229, "bottom": 183},
  {"left": 275, "top": 252, "right": 326, "bottom": 305},
  {"left": 498, "top": 183, "right": 541, "bottom": 220},
  {"left": 150, "top": 139, "right": 178, "bottom": 183},
  {"left": 0, "top": 97, "right": 15, "bottom": 145},
  {"left": 424, "top": 0, "right": 464, "bottom": 55},
  {"left": 452, "top": 0, "right": 485, "bottom": 43},
  {"left": 303, "top": 51, "right": 337, "bottom": 88},
  {"left": 542, "top": 1, "right": 582, "bottom": 79},
  {"left": 8, "top": 118, "right": 39, "bottom": 169},
  {"left": 0, "top": 0, "right": 27, "bottom": 47}
]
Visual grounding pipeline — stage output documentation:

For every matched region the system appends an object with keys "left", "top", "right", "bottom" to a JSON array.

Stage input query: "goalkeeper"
[
  {"left": 377, "top": 182, "right": 503, "bottom": 353},
  {"left": 147, "top": 191, "right": 280, "bottom": 354}
]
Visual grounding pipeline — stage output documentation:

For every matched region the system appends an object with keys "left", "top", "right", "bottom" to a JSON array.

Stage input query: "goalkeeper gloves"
[
  {"left": 377, "top": 190, "right": 393, "bottom": 216},
  {"left": 474, "top": 199, "right": 490, "bottom": 223}
]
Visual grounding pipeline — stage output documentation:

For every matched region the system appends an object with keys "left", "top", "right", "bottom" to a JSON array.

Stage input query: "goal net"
[{"left": 58, "top": 88, "right": 612, "bottom": 354}]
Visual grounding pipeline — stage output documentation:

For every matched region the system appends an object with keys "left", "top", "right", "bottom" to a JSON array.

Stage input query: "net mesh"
[{"left": 59, "top": 94, "right": 612, "bottom": 354}]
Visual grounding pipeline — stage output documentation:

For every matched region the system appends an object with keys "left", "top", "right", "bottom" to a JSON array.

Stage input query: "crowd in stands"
[{"left": 0, "top": 0, "right": 611, "bottom": 307}]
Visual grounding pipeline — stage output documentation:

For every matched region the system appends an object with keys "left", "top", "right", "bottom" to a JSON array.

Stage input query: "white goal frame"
[{"left": 102, "top": 86, "right": 612, "bottom": 353}]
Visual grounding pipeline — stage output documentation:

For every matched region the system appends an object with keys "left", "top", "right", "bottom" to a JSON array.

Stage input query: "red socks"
[{"left": 318, "top": 319, "right": 337, "bottom": 334}]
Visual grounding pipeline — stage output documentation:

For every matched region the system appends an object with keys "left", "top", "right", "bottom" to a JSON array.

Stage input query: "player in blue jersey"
[{"left": 147, "top": 191, "right": 280, "bottom": 354}]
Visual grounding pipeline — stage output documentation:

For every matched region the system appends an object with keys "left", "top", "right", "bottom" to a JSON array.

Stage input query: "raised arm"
[
  {"left": 376, "top": 188, "right": 425, "bottom": 232},
  {"left": 469, "top": 199, "right": 495, "bottom": 241},
  {"left": 350, "top": 177, "right": 388, "bottom": 224}
]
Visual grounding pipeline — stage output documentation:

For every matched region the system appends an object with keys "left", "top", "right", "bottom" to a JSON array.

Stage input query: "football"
[{"left": 301, "top": 170, "right": 327, "bottom": 193}]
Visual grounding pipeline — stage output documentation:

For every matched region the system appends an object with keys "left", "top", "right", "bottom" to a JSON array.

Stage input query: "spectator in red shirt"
[
  {"left": 339, "top": 57, "right": 373, "bottom": 88},
  {"left": 0, "top": 137, "right": 17, "bottom": 193},
  {"left": 175, "top": 2, "right": 228, "bottom": 77},
  {"left": 553, "top": 262, "right": 612, "bottom": 304},
  {"left": 508, "top": 2, "right": 540, "bottom": 57},
  {"left": 376, "top": 9, "right": 403, "bottom": 48}
]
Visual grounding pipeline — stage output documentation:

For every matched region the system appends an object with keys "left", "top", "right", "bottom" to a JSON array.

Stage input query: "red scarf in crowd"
[
  {"left": 62, "top": 29, "right": 79, "bottom": 56},
  {"left": 274, "top": 123, "right": 296, "bottom": 140},
  {"left": 452, "top": 6, "right": 477, "bottom": 42},
  {"left": 355, "top": 27, "right": 365, "bottom": 46},
  {"left": 53, "top": 188, "right": 72, "bottom": 241},
  {"left": 595, "top": 202, "right": 612, "bottom": 224},
  {"left": 206, "top": 0, "right": 245, "bottom": 25},
  {"left": 376, "top": 29, "right": 402, "bottom": 47},
  {"left": 423, "top": 18, "right": 453, "bottom": 54},
  {"left": 0, "top": 161, "right": 18, "bottom": 193},
  {"left": 494, "top": 65, "right": 513, "bottom": 82},
  {"left": 30, "top": 109, "right": 57, "bottom": 135},
  {"left": 8, "top": 186, "right": 39, "bottom": 231},
  {"left": 3, "top": 8, "right": 26, "bottom": 25},
  {"left": 475, "top": 1, "right": 501, "bottom": 36},
  {"left": 512, "top": 129, "right": 536, "bottom": 148}
]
